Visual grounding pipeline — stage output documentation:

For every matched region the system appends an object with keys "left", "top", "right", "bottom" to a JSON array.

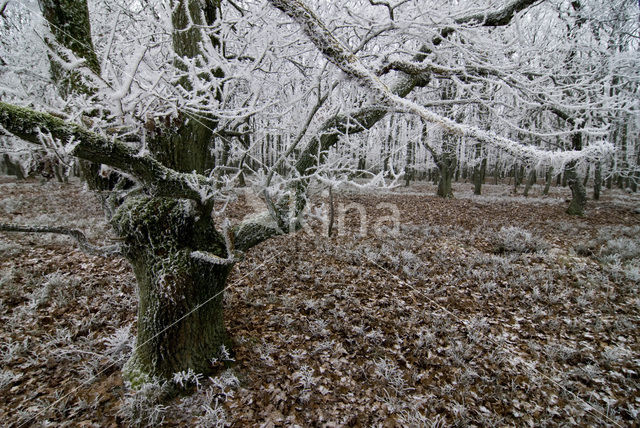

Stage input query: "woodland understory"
[{"left": 0, "top": 176, "right": 639, "bottom": 427}]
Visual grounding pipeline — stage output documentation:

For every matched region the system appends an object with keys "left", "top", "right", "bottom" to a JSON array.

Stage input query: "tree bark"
[
  {"left": 38, "top": 0, "right": 100, "bottom": 97},
  {"left": 112, "top": 197, "right": 231, "bottom": 384}
]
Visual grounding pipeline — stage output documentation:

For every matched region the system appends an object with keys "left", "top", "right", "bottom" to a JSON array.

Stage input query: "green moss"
[{"left": 122, "top": 354, "right": 152, "bottom": 389}]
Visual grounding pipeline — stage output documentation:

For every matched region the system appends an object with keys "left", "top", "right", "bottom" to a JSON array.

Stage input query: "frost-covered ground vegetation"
[{"left": 0, "top": 177, "right": 639, "bottom": 426}]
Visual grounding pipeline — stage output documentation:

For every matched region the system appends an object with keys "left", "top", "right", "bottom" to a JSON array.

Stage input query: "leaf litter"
[{"left": 0, "top": 177, "right": 639, "bottom": 426}]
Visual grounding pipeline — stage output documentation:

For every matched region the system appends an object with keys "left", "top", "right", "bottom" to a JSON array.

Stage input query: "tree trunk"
[
  {"left": 1, "top": 154, "right": 26, "bottom": 179},
  {"left": 112, "top": 196, "right": 230, "bottom": 384},
  {"left": 543, "top": 166, "right": 553, "bottom": 196},
  {"left": 39, "top": 0, "right": 100, "bottom": 97},
  {"left": 565, "top": 161, "right": 586, "bottom": 216},
  {"left": 523, "top": 168, "right": 536, "bottom": 197},
  {"left": 473, "top": 157, "right": 487, "bottom": 195},
  {"left": 436, "top": 153, "right": 455, "bottom": 198},
  {"left": 593, "top": 161, "right": 602, "bottom": 200},
  {"left": 583, "top": 164, "right": 590, "bottom": 187},
  {"left": 404, "top": 138, "right": 415, "bottom": 187}
]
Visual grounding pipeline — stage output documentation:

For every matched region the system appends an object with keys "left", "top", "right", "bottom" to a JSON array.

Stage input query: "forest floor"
[{"left": 0, "top": 176, "right": 639, "bottom": 427}]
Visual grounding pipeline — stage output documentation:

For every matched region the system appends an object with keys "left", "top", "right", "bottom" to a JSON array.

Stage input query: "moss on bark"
[{"left": 112, "top": 197, "right": 232, "bottom": 382}]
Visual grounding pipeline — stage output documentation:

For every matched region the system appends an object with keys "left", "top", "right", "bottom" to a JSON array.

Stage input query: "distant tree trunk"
[
  {"left": 435, "top": 151, "right": 455, "bottom": 198},
  {"left": 237, "top": 153, "right": 247, "bottom": 187},
  {"left": 631, "top": 146, "right": 639, "bottom": 193},
  {"left": 473, "top": 157, "right": 487, "bottom": 195},
  {"left": 1, "top": 154, "right": 26, "bottom": 179},
  {"left": 566, "top": 162, "right": 586, "bottom": 215},
  {"left": 517, "top": 165, "right": 525, "bottom": 186},
  {"left": 566, "top": 130, "right": 586, "bottom": 216},
  {"left": 327, "top": 185, "right": 335, "bottom": 237},
  {"left": 583, "top": 164, "right": 590, "bottom": 187},
  {"left": 404, "top": 138, "right": 415, "bottom": 187},
  {"left": 513, "top": 163, "right": 519, "bottom": 194},
  {"left": 523, "top": 168, "right": 536, "bottom": 197},
  {"left": 357, "top": 157, "right": 366, "bottom": 175},
  {"left": 593, "top": 161, "right": 602, "bottom": 200},
  {"left": 543, "top": 167, "right": 553, "bottom": 196}
]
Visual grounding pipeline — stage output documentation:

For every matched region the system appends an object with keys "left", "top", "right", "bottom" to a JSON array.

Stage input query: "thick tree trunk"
[{"left": 112, "top": 197, "right": 230, "bottom": 384}]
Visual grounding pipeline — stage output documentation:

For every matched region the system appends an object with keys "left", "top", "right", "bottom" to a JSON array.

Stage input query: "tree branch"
[
  {"left": 234, "top": 0, "right": 548, "bottom": 252},
  {"left": 281, "top": 0, "right": 543, "bottom": 180},
  {"left": 0, "top": 223, "right": 121, "bottom": 256},
  {"left": 0, "top": 102, "right": 214, "bottom": 202},
  {"left": 271, "top": 0, "right": 611, "bottom": 173},
  {"left": 456, "top": 0, "right": 542, "bottom": 26},
  {"left": 435, "top": 0, "right": 541, "bottom": 43}
]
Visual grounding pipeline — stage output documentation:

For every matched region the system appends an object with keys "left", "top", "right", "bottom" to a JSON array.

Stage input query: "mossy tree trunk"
[
  {"left": 38, "top": 0, "right": 235, "bottom": 383},
  {"left": 39, "top": 0, "right": 100, "bottom": 97},
  {"left": 112, "top": 197, "right": 231, "bottom": 383},
  {"left": 118, "top": 0, "right": 226, "bottom": 382},
  {"left": 404, "top": 137, "right": 415, "bottom": 187}
]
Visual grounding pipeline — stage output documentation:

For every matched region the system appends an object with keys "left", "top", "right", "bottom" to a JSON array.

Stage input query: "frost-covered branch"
[
  {"left": 0, "top": 101, "right": 213, "bottom": 201},
  {"left": 269, "top": 0, "right": 612, "bottom": 167},
  {"left": 0, "top": 223, "right": 120, "bottom": 256}
]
